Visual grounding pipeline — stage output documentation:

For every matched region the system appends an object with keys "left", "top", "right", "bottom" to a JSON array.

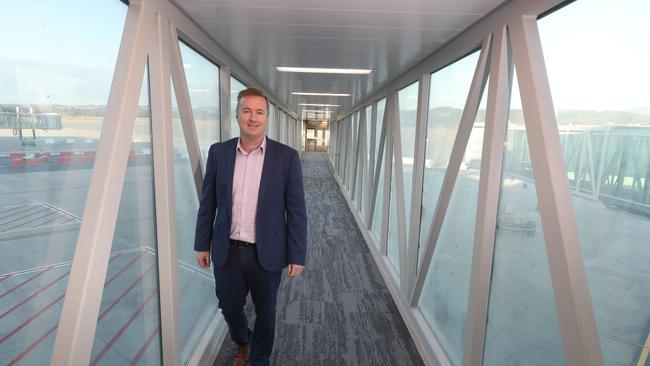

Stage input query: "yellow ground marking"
[{"left": 637, "top": 330, "right": 650, "bottom": 366}]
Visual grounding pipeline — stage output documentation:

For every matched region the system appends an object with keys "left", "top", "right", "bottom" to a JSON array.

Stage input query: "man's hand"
[
  {"left": 287, "top": 264, "right": 304, "bottom": 278},
  {"left": 196, "top": 251, "right": 211, "bottom": 268}
]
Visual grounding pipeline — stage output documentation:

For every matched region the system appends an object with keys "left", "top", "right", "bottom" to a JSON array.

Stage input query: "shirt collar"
[{"left": 236, "top": 136, "right": 266, "bottom": 155}]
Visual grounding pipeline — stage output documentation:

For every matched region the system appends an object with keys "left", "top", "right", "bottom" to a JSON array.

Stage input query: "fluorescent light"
[
  {"left": 298, "top": 103, "right": 340, "bottom": 107},
  {"left": 277, "top": 66, "right": 372, "bottom": 74},
  {"left": 292, "top": 92, "right": 350, "bottom": 97},
  {"left": 302, "top": 110, "right": 333, "bottom": 113}
]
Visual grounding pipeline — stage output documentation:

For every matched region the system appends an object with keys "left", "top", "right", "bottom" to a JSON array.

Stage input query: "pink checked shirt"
[{"left": 230, "top": 137, "right": 266, "bottom": 243}]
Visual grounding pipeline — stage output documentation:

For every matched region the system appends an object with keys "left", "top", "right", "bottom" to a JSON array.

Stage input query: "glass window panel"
[
  {"left": 325, "top": 129, "right": 330, "bottom": 148},
  {"left": 375, "top": 99, "right": 386, "bottom": 165},
  {"left": 417, "top": 80, "right": 487, "bottom": 366},
  {"left": 483, "top": 70, "right": 565, "bottom": 365},
  {"left": 350, "top": 113, "right": 359, "bottom": 194},
  {"left": 386, "top": 82, "right": 420, "bottom": 274},
  {"left": 288, "top": 114, "right": 292, "bottom": 146},
  {"left": 179, "top": 42, "right": 219, "bottom": 162},
  {"left": 356, "top": 112, "right": 365, "bottom": 212},
  {"left": 419, "top": 51, "right": 480, "bottom": 271},
  {"left": 279, "top": 112, "right": 285, "bottom": 143},
  {"left": 170, "top": 82, "right": 220, "bottom": 363},
  {"left": 267, "top": 103, "right": 276, "bottom": 140},
  {"left": 284, "top": 113, "right": 289, "bottom": 145},
  {"left": 91, "top": 68, "right": 163, "bottom": 366},
  {"left": 0, "top": 1, "right": 127, "bottom": 364},
  {"left": 539, "top": 1, "right": 650, "bottom": 364},
  {"left": 282, "top": 112, "right": 287, "bottom": 144},
  {"left": 398, "top": 82, "right": 419, "bottom": 230},
  {"left": 387, "top": 155, "right": 400, "bottom": 273},
  {"left": 349, "top": 113, "right": 359, "bottom": 203},
  {"left": 229, "top": 77, "right": 246, "bottom": 139},
  {"left": 344, "top": 118, "right": 351, "bottom": 189},
  {"left": 362, "top": 106, "right": 372, "bottom": 216},
  {"left": 370, "top": 99, "right": 387, "bottom": 246}
]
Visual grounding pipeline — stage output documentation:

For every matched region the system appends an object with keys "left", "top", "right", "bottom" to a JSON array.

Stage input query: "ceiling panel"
[{"left": 174, "top": 0, "right": 508, "bottom": 117}]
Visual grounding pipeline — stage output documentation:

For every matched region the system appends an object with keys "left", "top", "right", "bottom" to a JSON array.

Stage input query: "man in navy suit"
[{"left": 194, "top": 87, "right": 307, "bottom": 366}]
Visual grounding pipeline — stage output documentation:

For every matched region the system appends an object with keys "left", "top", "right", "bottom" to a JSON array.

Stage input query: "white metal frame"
[
  {"left": 220, "top": 66, "right": 232, "bottom": 140},
  {"left": 406, "top": 73, "right": 430, "bottom": 294},
  {"left": 50, "top": 0, "right": 299, "bottom": 364},
  {"left": 509, "top": 14, "right": 603, "bottom": 365},
  {"left": 150, "top": 14, "right": 182, "bottom": 365},
  {"left": 40, "top": 0, "right": 608, "bottom": 364},
  {"left": 463, "top": 27, "right": 509, "bottom": 366},
  {"left": 389, "top": 91, "right": 409, "bottom": 290},
  {"left": 51, "top": 2, "right": 155, "bottom": 363},
  {"left": 329, "top": 0, "right": 604, "bottom": 365}
]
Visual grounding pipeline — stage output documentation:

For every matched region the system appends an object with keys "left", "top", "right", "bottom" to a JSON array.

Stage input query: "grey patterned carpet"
[{"left": 214, "top": 152, "right": 424, "bottom": 366}]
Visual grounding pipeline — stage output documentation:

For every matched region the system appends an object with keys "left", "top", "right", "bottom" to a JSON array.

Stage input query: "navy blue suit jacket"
[{"left": 194, "top": 137, "right": 308, "bottom": 272}]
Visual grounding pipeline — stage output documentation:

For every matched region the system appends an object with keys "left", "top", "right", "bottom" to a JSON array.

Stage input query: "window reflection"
[
  {"left": 0, "top": 1, "right": 129, "bottom": 364},
  {"left": 539, "top": 0, "right": 650, "bottom": 363}
]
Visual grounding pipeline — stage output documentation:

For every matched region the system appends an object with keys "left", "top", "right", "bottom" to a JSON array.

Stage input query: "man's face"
[{"left": 237, "top": 95, "right": 267, "bottom": 141}]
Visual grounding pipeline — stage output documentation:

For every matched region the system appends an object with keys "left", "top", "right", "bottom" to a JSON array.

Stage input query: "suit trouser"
[{"left": 213, "top": 246, "right": 282, "bottom": 366}]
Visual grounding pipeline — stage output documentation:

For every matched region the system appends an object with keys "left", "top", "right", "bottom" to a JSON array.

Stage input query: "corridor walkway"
[{"left": 214, "top": 152, "right": 424, "bottom": 365}]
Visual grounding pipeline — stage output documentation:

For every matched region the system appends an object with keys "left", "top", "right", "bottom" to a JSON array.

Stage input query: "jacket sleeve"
[
  {"left": 194, "top": 144, "right": 218, "bottom": 252},
  {"left": 285, "top": 150, "right": 308, "bottom": 265}
]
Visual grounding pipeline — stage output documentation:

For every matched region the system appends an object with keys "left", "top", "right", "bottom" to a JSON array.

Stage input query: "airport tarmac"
[
  {"left": 0, "top": 136, "right": 216, "bottom": 365},
  {"left": 0, "top": 136, "right": 648, "bottom": 365}
]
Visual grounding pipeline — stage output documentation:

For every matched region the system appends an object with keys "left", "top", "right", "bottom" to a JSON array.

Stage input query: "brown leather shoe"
[{"left": 232, "top": 344, "right": 250, "bottom": 366}]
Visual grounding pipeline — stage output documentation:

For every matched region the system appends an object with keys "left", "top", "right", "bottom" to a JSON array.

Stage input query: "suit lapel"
[
  {"left": 225, "top": 138, "right": 237, "bottom": 215},
  {"left": 257, "top": 138, "right": 277, "bottom": 206}
]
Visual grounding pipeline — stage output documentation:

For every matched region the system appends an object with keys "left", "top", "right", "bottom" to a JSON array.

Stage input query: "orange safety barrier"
[
  {"left": 25, "top": 157, "right": 46, "bottom": 166},
  {"left": 9, "top": 152, "right": 25, "bottom": 167},
  {"left": 80, "top": 151, "right": 96, "bottom": 163},
  {"left": 58, "top": 152, "right": 75, "bottom": 165}
]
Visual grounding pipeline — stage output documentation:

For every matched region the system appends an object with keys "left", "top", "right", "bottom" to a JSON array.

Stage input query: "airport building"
[{"left": 0, "top": 0, "right": 648, "bottom": 365}]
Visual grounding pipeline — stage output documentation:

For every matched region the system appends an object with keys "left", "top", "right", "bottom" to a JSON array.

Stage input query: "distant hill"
[
  {"left": 0, "top": 104, "right": 218, "bottom": 120},
  {"left": 400, "top": 106, "right": 650, "bottom": 127},
  {"left": 628, "top": 107, "right": 650, "bottom": 116}
]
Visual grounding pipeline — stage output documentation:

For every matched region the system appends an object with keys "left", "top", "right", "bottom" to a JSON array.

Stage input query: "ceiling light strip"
[
  {"left": 298, "top": 103, "right": 340, "bottom": 107},
  {"left": 292, "top": 92, "right": 351, "bottom": 97},
  {"left": 277, "top": 67, "right": 372, "bottom": 74}
]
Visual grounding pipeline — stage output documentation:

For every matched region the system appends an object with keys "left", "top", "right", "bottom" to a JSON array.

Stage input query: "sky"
[{"left": 0, "top": 0, "right": 648, "bottom": 112}]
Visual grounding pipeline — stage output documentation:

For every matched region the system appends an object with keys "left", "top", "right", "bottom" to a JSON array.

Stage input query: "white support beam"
[
  {"left": 50, "top": 2, "right": 155, "bottom": 364},
  {"left": 380, "top": 94, "right": 396, "bottom": 257},
  {"left": 220, "top": 66, "right": 232, "bottom": 140},
  {"left": 369, "top": 103, "right": 378, "bottom": 196},
  {"left": 406, "top": 73, "right": 430, "bottom": 293},
  {"left": 595, "top": 126, "right": 611, "bottom": 200},
  {"left": 509, "top": 15, "right": 604, "bottom": 366},
  {"left": 368, "top": 101, "right": 389, "bottom": 230},
  {"left": 357, "top": 110, "right": 369, "bottom": 214},
  {"left": 351, "top": 113, "right": 362, "bottom": 201},
  {"left": 169, "top": 24, "right": 204, "bottom": 199},
  {"left": 390, "top": 92, "right": 409, "bottom": 291},
  {"left": 411, "top": 35, "right": 492, "bottom": 306},
  {"left": 150, "top": 14, "right": 181, "bottom": 366},
  {"left": 463, "top": 26, "right": 510, "bottom": 366}
]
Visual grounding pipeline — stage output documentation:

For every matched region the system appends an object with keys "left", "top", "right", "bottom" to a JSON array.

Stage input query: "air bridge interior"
[{"left": 0, "top": 0, "right": 649, "bottom": 365}]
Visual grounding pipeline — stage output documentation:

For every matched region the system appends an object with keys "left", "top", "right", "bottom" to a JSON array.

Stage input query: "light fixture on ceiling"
[
  {"left": 292, "top": 92, "right": 351, "bottom": 97},
  {"left": 298, "top": 103, "right": 340, "bottom": 107},
  {"left": 277, "top": 67, "right": 372, "bottom": 74},
  {"left": 302, "top": 110, "right": 333, "bottom": 113}
]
